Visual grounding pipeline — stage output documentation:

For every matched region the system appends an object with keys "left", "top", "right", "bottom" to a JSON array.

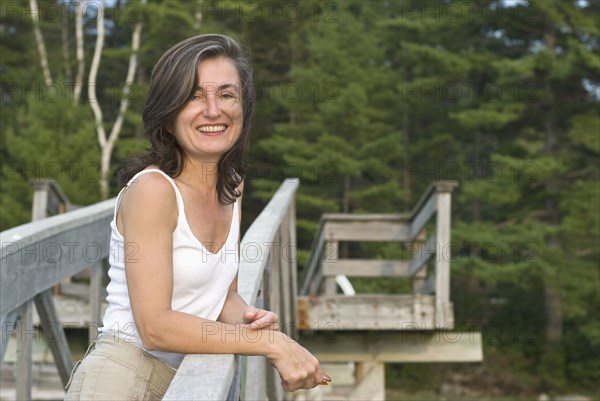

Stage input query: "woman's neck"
[{"left": 176, "top": 158, "right": 220, "bottom": 195}]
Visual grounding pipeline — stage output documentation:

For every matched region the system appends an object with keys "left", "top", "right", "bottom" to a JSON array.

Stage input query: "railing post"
[
  {"left": 287, "top": 203, "right": 298, "bottom": 340},
  {"left": 15, "top": 301, "right": 33, "bottom": 401},
  {"left": 33, "top": 290, "right": 74, "bottom": 387},
  {"left": 270, "top": 240, "right": 282, "bottom": 321},
  {"left": 280, "top": 223, "right": 293, "bottom": 338},
  {"left": 89, "top": 259, "right": 105, "bottom": 342},
  {"left": 411, "top": 229, "right": 428, "bottom": 294},
  {"left": 323, "top": 241, "right": 338, "bottom": 295},
  {"left": 14, "top": 180, "right": 53, "bottom": 399},
  {"left": 434, "top": 184, "right": 455, "bottom": 328},
  {"left": 266, "top": 244, "right": 285, "bottom": 401},
  {"left": 226, "top": 355, "right": 241, "bottom": 401},
  {"left": 31, "top": 181, "right": 50, "bottom": 220}
]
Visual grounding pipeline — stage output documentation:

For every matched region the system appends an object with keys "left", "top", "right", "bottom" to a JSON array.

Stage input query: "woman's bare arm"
[{"left": 118, "top": 174, "right": 325, "bottom": 391}]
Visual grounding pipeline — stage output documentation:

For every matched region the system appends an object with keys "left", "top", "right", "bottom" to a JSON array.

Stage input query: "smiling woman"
[
  {"left": 64, "top": 34, "right": 330, "bottom": 400},
  {"left": 173, "top": 57, "right": 244, "bottom": 162},
  {"left": 120, "top": 34, "right": 255, "bottom": 205}
]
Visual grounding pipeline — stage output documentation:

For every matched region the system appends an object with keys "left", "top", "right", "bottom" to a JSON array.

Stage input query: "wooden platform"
[
  {"left": 297, "top": 295, "right": 454, "bottom": 330},
  {"left": 299, "top": 330, "right": 483, "bottom": 363}
]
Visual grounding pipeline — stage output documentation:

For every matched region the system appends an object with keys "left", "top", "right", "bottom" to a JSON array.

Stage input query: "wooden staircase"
[{"left": 295, "top": 181, "right": 483, "bottom": 400}]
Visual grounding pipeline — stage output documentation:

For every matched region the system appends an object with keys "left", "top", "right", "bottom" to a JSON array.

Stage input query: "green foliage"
[{"left": 2, "top": 97, "right": 100, "bottom": 227}]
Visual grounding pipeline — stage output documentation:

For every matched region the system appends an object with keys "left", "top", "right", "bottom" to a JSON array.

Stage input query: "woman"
[{"left": 65, "top": 34, "right": 330, "bottom": 400}]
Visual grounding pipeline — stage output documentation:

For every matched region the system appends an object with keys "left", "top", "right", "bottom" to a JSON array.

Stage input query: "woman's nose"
[{"left": 203, "top": 95, "right": 221, "bottom": 118}]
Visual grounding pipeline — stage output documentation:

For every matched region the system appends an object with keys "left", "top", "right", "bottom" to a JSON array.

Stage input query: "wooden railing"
[
  {"left": 0, "top": 178, "right": 299, "bottom": 400},
  {"left": 299, "top": 181, "right": 458, "bottom": 329},
  {"left": 164, "top": 178, "right": 299, "bottom": 400},
  {"left": 0, "top": 189, "right": 113, "bottom": 400},
  {"left": 30, "top": 179, "right": 77, "bottom": 218}
]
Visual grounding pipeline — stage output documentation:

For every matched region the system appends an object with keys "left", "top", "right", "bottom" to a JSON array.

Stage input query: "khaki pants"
[{"left": 64, "top": 335, "right": 176, "bottom": 400}]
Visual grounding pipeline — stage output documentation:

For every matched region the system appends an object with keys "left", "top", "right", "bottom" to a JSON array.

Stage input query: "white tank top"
[{"left": 99, "top": 169, "right": 239, "bottom": 368}]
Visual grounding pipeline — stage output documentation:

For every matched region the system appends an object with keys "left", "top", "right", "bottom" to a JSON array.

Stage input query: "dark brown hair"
[{"left": 120, "top": 34, "right": 255, "bottom": 204}]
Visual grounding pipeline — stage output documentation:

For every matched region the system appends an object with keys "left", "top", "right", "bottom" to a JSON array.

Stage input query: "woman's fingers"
[
  {"left": 318, "top": 372, "right": 332, "bottom": 386},
  {"left": 268, "top": 333, "right": 332, "bottom": 392},
  {"left": 243, "top": 306, "right": 257, "bottom": 323},
  {"left": 245, "top": 308, "right": 279, "bottom": 329}
]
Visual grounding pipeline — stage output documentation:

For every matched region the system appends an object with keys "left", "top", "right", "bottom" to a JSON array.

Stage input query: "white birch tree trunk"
[
  {"left": 87, "top": 0, "right": 146, "bottom": 199},
  {"left": 61, "top": 5, "right": 72, "bottom": 82},
  {"left": 74, "top": 0, "right": 85, "bottom": 103},
  {"left": 29, "top": 0, "right": 53, "bottom": 86}
]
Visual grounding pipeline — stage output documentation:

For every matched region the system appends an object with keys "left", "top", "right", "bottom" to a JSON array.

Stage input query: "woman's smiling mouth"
[{"left": 197, "top": 124, "right": 228, "bottom": 135}]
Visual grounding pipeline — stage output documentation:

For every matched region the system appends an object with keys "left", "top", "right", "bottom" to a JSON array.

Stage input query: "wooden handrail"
[
  {"left": 1, "top": 196, "right": 115, "bottom": 399},
  {"left": 164, "top": 178, "right": 300, "bottom": 401},
  {"left": 0, "top": 198, "right": 115, "bottom": 318},
  {"left": 1, "top": 178, "right": 300, "bottom": 400},
  {"left": 299, "top": 180, "right": 458, "bottom": 319}
]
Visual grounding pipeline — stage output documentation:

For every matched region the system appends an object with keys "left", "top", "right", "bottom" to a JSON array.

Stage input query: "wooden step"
[{"left": 297, "top": 295, "right": 453, "bottom": 330}]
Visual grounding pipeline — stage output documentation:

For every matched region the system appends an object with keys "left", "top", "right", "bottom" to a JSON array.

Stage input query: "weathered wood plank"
[
  {"left": 241, "top": 356, "right": 267, "bottom": 401},
  {"left": 31, "top": 184, "right": 50, "bottom": 221},
  {"left": 324, "top": 221, "right": 411, "bottom": 242},
  {"left": 271, "top": 231, "right": 282, "bottom": 324},
  {"left": 279, "top": 226, "right": 291, "bottom": 335},
  {"left": 408, "top": 181, "right": 458, "bottom": 219},
  {"left": 323, "top": 242, "right": 338, "bottom": 295},
  {"left": 410, "top": 193, "right": 437, "bottom": 239},
  {"left": 308, "top": 265, "right": 324, "bottom": 296},
  {"left": 33, "top": 289, "right": 74, "bottom": 387},
  {"left": 237, "top": 179, "right": 299, "bottom": 306},
  {"left": 299, "top": 331, "right": 483, "bottom": 363},
  {"left": 415, "top": 270, "right": 436, "bottom": 295},
  {"left": 266, "top": 363, "right": 284, "bottom": 401},
  {"left": 1, "top": 198, "right": 115, "bottom": 318},
  {"left": 89, "top": 261, "right": 104, "bottom": 342},
  {"left": 406, "top": 233, "right": 437, "bottom": 276},
  {"left": 16, "top": 301, "right": 32, "bottom": 401},
  {"left": 435, "top": 191, "right": 452, "bottom": 326},
  {"left": 323, "top": 259, "right": 410, "bottom": 277},
  {"left": 297, "top": 295, "right": 440, "bottom": 330},
  {"left": 287, "top": 203, "right": 299, "bottom": 340},
  {"left": 321, "top": 213, "right": 411, "bottom": 222},
  {"left": 350, "top": 362, "right": 385, "bottom": 401},
  {"left": 299, "top": 220, "right": 326, "bottom": 296},
  {"left": 30, "top": 179, "right": 72, "bottom": 217},
  {"left": 226, "top": 355, "right": 241, "bottom": 401},
  {"left": 163, "top": 354, "right": 237, "bottom": 400},
  {"left": 0, "top": 309, "right": 19, "bottom": 363}
]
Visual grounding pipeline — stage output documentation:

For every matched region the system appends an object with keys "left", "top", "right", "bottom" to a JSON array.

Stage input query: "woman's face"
[{"left": 172, "top": 57, "right": 243, "bottom": 162}]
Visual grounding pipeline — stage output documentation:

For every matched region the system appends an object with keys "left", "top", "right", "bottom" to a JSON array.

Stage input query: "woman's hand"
[
  {"left": 242, "top": 306, "right": 280, "bottom": 330},
  {"left": 266, "top": 331, "right": 332, "bottom": 392}
]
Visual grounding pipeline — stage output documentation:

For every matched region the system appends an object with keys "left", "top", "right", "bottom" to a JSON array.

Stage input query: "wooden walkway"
[
  {"left": 0, "top": 179, "right": 482, "bottom": 400},
  {"left": 294, "top": 181, "right": 481, "bottom": 399}
]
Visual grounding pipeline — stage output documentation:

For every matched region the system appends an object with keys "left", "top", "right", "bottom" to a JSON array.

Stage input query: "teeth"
[{"left": 198, "top": 125, "right": 226, "bottom": 133}]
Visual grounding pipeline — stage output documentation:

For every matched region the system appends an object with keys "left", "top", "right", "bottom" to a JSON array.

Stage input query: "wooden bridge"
[{"left": 0, "top": 179, "right": 482, "bottom": 400}]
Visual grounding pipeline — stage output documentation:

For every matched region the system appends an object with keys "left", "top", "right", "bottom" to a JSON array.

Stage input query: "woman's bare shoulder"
[{"left": 119, "top": 169, "right": 178, "bottom": 232}]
